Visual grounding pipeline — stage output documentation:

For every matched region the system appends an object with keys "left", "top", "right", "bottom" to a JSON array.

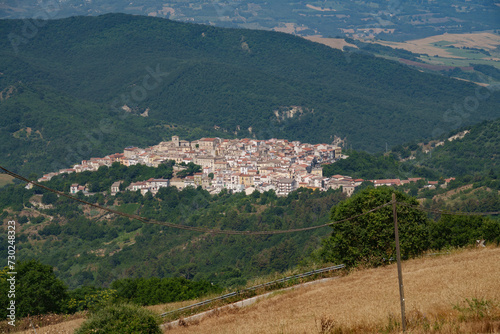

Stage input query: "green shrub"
[{"left": 75, "top": 303, "right": 161, "bottom": 334}]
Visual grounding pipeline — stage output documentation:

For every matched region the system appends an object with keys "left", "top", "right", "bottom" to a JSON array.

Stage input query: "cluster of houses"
[{"left": 40, "top": 136, "right": 453, "bottom": 197}]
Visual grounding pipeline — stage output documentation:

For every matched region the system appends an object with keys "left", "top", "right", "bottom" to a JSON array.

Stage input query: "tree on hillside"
[
  {"left": 320, "top": 187, "right": 430, "bottom": 267},
  {"left": 42, "top": 192, "right": 58, "bottom": 205},
  {"left": 0, "top": 260, "right": 68, "bottom": 318},
  {"left": 176, "top": 162, "right": 202, "bottom": 178}
]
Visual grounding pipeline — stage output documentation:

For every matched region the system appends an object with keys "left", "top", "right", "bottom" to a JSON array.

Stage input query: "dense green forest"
[
  {"left": 323, "top": 117, "right": 500, "bottom": 180},
  {"left": 0, "top": 170, "right": 347, "bottom": 289},
  {"left": 41, "top": 162, "right": 175, "bottom": 193},
  {"left": 322, "top": 150, "right": 439, "bottom": 180},
  {"left": 1, "top": 14, "right": 499, "bottom": 176},
  {"left": 0, "top": 83, "right": 230, "bottom": 175},
  {"left": 415, "top": 118, "right": 500, "bottom": 176}
]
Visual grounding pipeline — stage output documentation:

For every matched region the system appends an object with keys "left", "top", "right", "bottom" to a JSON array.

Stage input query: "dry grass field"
[
  {"left": 3, "top": 313, "right": 86, "bottom": 334},
  {"left": 165, "top": 247, "right": 500, "bottom": 334},
  {"left": 303, "top": 36, "right": 358, "bottom": 51},
  {"left": 6, "top": 247, "right": 499, "bottom": 333},
  {"left": 370, "top": 32, "right": 500, "bottom": 59},
  {"left": 0, "top": 174, "right": 14, "bottom": 188},
  {"left": 16, "top": 318, "right": 86, "bottom": 334}
]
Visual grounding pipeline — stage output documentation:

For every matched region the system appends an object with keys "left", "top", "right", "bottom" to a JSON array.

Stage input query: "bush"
[{"left": 75, "top": 303, "right": 161, "bottom": 334}]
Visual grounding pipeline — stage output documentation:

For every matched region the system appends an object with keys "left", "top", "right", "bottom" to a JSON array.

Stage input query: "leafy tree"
[
  {"left": 110, "top": 276, "right": 219, "bottom": 306},
  {"left": 0, "top": 260, "right": 68, "bottom": 318},
  {"left": 429, "top": 215, "right": 500, "bottom": 249},
  {"left": 320, "top": 187, "right": 430, "bottom": 267},
  {"left": 176, "top": 263, "right": 198, "bottom": 280},
  {"left": 42, "top": 192, "right": 58, "bottom": 205},
  {"left": 65, "top": 286, "right": 116, "bottom": 313},
  {"left": 176, "top": 162, "right": 202, "bottom": 178}
]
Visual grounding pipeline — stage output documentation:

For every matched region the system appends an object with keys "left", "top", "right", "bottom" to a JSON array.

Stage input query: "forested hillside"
[
  {"left": 323, "top": 117, "right": 500, "bottom": 180},
  {"left": 1, "top": 14, "right": 499, "bottom": 175},
  {"left": 417, "top": 118, "right": 500, "bottom": 176},
  {"left": 0, "top": 168, "right": 346, "bottom": 288}
]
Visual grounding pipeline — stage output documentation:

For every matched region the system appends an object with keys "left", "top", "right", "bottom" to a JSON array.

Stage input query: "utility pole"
[{"left": 392, "top": 193, "right": 406, "bottom": 332}]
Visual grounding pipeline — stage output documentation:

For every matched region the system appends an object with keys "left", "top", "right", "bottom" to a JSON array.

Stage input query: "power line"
[
  {"left": 0, "top": 165, "right": 390, "bottom": 235},
  {"left": 397, "top": 201, "right": 500, "bottom": 216},
  {"left": 2, "top": 165, "right": 497, "bottom": 235}
]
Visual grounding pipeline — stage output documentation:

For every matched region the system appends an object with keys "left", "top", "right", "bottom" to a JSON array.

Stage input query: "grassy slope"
[
  {"left": 15, "top": 247, "right": 500, "bottom": 333},
  {"left": 165, "top": 247, "right": 500, "bottom": 333}
]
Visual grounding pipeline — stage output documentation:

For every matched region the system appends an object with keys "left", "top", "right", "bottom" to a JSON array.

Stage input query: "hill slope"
[
  {"left": 165, "top": 247, "right": 500, "bottom": 333},
  {"left": 1, "top": 14, "right": 500, "bottom": 175},
  {"left": 13, "top": 247, "right": 500, "bottom": 333},
  {"left": 0, "top": 179, "right": 345, "bottom": 289},
  {"left": 404, "top": 117, "right": 500, "bottom": 176}
]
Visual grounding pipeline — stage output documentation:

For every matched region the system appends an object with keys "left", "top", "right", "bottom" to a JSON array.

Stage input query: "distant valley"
[
  {"left": 1, "top": 0, "right": 498, "bottom": 41},
  {"left": 1, "top": 13, "right": 499, "bottom": 176}
]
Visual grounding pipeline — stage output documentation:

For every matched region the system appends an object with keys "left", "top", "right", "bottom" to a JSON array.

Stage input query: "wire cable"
[
  {"left": 397, "top": 201, "right": 500, "bottom": 216},
  {"left": 3, "top": 165, "right": 496, "bottom": 235},
  {"left": 0, "top": 165, "right": 391, "bottom": 235}
]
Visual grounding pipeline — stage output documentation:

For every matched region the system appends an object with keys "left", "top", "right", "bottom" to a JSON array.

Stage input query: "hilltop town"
[{"left": 38, "top": 136, "right": 453, "bottom": 197}]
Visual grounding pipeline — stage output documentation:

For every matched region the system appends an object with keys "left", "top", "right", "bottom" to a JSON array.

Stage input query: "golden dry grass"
[
  {"left": 368, "top": 32, "right": 500, "bottom": 59},
  {"left": 0, "top": 174, "right": 14, "bottom": 188},
  {"left": 15, "top": 318, "right": 86, "bottom": 334},
  {"left": 165, "top": 247, "right": 500, "bottom": 333},
  {"left": 7, "top": 247, "right": 499, "bottom": 333},
  {"left": 1, "top": 313, "right": 86, "bottom": 334},
  {"left": 147, "top": 299, "right": 204, "bottom": 315},
  {"left": 303, "top": 36, "right": 358, "bottom": 51}
]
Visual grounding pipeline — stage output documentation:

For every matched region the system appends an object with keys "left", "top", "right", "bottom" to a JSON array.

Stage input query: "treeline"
[
  {"left": 0, "top": 179, "right": 346, "bottom": 289},
  {"left": 322, "top": 150, "right": 439, "bottom": 180},
  {"left": 343, "top": 38, "right": 423, "bottom": 61},
  {"left": 416, "top": 118, "right": 500, "bottom": 176},
  {"left": 43, "top": 161, "right": 175, "bottom": 193},
  {"left": 418, "top": 171, "right": 500, "bottom": 214},
  {"left": 324, "top": 117, "right": 500, "bottom": 181},
  {"left": 0, "top": 260, "right": 219, "bottom": 319},
  {"left": 319, "top": 187, "right": 500, "bottom": 268},
  {"left": 110, "top": 276, "right": 221, "bottom": 306}
]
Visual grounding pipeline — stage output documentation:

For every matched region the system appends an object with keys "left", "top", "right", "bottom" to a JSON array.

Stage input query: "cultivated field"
[
  {"left": 166, "top": 247, "right": 500, "bottom": 333},
  {"left": 305, "top": 31, "right": 500, "bottom": 74},
  {"left": 372, "top": 32, "right": 500, "bottom": 59}
]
